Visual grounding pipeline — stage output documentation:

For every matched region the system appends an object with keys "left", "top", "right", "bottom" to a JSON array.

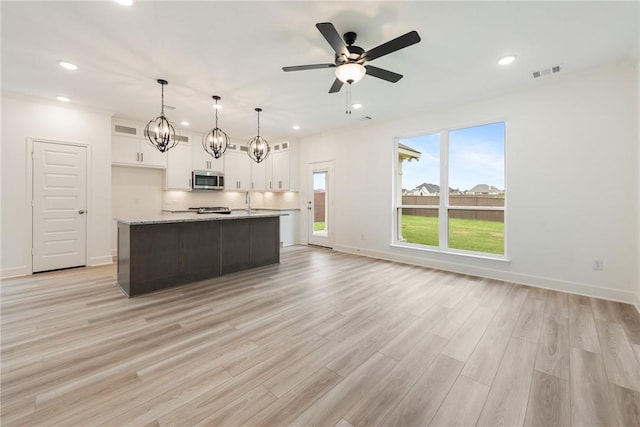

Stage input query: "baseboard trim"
[
  {"left": 0, "top": 265, "right": 29, "bottom": 279},
  {"left": 334, "top": 244, "right": 637, "bottom": 305},
  {"left": 88, "top": 256, "right": 114, "bottom": 267}
]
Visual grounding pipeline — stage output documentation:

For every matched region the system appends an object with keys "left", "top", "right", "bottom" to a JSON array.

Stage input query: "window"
[{"left": 396, "top": 122, "right": 505, "bottom": 256}]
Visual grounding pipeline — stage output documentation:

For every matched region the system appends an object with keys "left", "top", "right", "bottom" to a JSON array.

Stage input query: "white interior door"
[
  {"left": 32, "top": 141, "right": 87, "bottom": 273},
  {"left": 308, "top": 162, "right": 333, "bottom": 248}
]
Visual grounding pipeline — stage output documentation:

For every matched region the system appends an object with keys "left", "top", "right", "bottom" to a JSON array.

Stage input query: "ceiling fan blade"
[
  {"left": 282, "top": 64, "right": 336, "bottom": 72},
  {"left": 328, "top": 78, "right": 344, "bottom": 93},
  {"left": 363, "top": 30, "right": 421, "bottom": 62},
  {"left": 316, "top": 22, "right": 349, "bottom": 58},
  {"left": 364, "top": 65, "right": 403, "bottom": 83}
]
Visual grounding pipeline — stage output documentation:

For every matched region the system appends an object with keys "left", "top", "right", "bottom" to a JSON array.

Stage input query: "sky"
[{"left": 400, "top": 122, "right": 505, "bottom": 191}]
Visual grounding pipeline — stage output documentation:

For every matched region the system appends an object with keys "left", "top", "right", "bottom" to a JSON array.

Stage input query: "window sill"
[{"left": 391, "top": 242, "right": 511, "bottom": 264}]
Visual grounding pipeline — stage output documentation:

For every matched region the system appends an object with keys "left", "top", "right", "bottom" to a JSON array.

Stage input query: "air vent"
[
  {"left": 114, "top": 124, "right": 137, "bottom": 135},
  {"left": 282, "top": 142, "right": 289, "bottom": 149},
  {"left": 228, "top": 143, "right": 237, "bottom": 150},
  {"left": 240, "top": 145, "right": 249, "bottom": 152},
  {"left": 175, "top": 134, "right": 189, "bottom": 143},
  {"left": 532, "top": 65, "right": 561, "bottom": 79},
  {"left": 273, "top": 145, "right": 280, "bottom": 151}
]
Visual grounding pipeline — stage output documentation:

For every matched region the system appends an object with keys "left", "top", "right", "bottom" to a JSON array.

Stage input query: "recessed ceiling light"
[
  {"left": 114, "top": 0, "right": 133, "bottom": 5},
  {"left": 497, "top": 55, "right": 517, "bottom": 66},
  {"left": 352, "top": 103, "right": 363, "bottom": 110},
  {"left": 56, "top": 96, "right": 71, "bottom": 102},
  {"left": 181, "top": 121, "right": 190, "bottom": 126},
  {"left": 292, "top": 125, "right": 300, "bottom": 130},
  {"left": 58, "top": 61, "right": 78, "bottom": 71}
]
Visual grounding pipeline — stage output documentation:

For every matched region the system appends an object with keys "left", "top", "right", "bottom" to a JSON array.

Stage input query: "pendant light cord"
[{"left": 160, "top": 83, "right": 165, "bottom": 117}]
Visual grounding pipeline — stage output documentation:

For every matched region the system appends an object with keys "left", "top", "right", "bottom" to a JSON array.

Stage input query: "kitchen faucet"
[{"left": 245, "top": 191, "right": 251, "bottom": 213}]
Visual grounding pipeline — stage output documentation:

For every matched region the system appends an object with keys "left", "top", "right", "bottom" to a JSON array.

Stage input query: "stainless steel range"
[{"left": 189, "top": 207, "right": 231, "bottom": 214}]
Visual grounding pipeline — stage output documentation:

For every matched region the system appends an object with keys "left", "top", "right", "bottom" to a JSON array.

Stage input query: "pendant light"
[
  {"left": 247, "top": 107, "right": 270, "bottom": 163},
  {"left": 144, "top": 79, "right": 177, "bottom": 153},
  {"left": 202, "top": 95, "right": 229, "bottom": 159}
]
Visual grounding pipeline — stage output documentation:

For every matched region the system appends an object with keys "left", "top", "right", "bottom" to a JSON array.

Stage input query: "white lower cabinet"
[{"left": 279, "top": 210, "right": 299, "bottom": 246}]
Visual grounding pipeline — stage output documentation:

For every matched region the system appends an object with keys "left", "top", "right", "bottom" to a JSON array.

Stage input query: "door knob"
[{"left": 79, "top": 210, "right": 85, "bottom": 214}]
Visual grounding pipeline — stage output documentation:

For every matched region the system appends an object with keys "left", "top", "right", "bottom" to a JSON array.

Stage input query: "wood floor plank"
[
  {"left": 442, "top": 305, "right": 495, "bottom": 362},
  {"left": 523, "top": 370, "right": 571, "bottom": 427},
  {"left": 611, "top": 384, "right": 640, "bottom": 427},
  {"left": 569, "top": 347, "right": 619, "bottom": 426},
  {"left": 290, "top": 352, "right": 398, "bottom": 427},
  {"left": 568, "top": 294, "right": 601, "bottom": 353},
  {"left": 1, "top": 246, "right": 638, "bottom": 426},
  {"left": 462, "top": 285, "right": 529, "bottom": 386},
  {"left": 429, "top": 374, "right": 489, "bottom": 426},
  {"left": 476, "top": 337, "right": 538, "bottom": 427},
  {"left": 247, "top": 367, "right": 342, "bottom": 427},
  {"left": 535, "top": 312, "right": 570, "bottom": 380},
  {"left": 344, "top": 333, "right": 448, "bottom": 427},
  {"left": 382, "top": 354, "right": 463, "bottom": 427},
  {"left": 595, "top": 319, "right": 640, "bottom": 392}
]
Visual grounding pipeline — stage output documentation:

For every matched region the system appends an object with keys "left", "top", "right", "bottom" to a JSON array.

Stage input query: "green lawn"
[
  {"left": 314, "top": 221, "right": 325, "bottom": 232},
  {"left": 401, "top": 215, "right": 504, "bottom": 255}
]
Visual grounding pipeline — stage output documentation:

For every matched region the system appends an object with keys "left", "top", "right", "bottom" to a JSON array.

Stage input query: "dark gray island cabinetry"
[{"left": 116, "top": 212, "right": 281, "bottom": 297}]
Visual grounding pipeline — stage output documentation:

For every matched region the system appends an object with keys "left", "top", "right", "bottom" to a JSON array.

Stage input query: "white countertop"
[{"left": 116, "top": 210, "right": 287, "bottom": 225}]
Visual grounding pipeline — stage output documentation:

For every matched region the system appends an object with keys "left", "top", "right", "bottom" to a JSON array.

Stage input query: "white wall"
[
  {"left": 111, "top": 166, "right": 165, "bottom": 256},
  {"left": 1, "top": 94, "right": 113, "bottom": 277},
  {"left": 637, "top": 60, "right": 640, "bottom": 311},
  {"left": 298, "top": 62, "right": 639, "bottom": 304}
]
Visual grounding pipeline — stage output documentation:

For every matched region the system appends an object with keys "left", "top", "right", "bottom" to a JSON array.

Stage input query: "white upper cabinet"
[
  {"left": 224, "top": 143, "right": 251, "bottom": 191},
  {"left": 251, "top": 158, "right": 267, "bottom": 191},
  {"left": 166, "top": 142, "right": 193, "bottom": 190},
  {"left": 111, "top": 119, "right": 167, "bottom": 168},
  {"left": 266, "top": 141, "right": 291, "bottom": 191}
]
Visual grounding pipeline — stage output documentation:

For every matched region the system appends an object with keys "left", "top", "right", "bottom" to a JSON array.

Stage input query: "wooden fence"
[{"left": 401, "top": 195, "right": 504, "bottom": 222}]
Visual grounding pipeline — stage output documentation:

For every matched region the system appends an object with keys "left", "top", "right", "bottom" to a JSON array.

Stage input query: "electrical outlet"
[{"left": 593, "top": 260, "right": 604, "bottom": 271}]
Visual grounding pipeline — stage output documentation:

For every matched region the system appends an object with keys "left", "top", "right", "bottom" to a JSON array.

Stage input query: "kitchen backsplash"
[{"left": 163, "top": 190, "right": 299, "bottom": 210}]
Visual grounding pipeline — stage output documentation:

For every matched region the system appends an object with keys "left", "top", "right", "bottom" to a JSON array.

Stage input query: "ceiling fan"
[{"left": 283, "top": 22, "right": 421, "bottom": 93}]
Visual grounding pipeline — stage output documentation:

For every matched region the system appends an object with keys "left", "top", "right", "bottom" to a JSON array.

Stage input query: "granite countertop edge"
[{"left": 116, "top": 210, "right": 288, "bottom": 225}]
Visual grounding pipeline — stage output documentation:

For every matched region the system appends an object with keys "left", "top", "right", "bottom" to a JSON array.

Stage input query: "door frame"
[
  {"left": 307, "top": 161, "right": 334, "bottom": 248},
  {"left": 26, "top": 138, "right": 92, "bottom": 274}
]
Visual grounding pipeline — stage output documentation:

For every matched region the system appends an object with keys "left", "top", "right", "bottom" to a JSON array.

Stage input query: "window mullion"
[{"left": 439, "top": 130, "right": 449, "bottom": 249}]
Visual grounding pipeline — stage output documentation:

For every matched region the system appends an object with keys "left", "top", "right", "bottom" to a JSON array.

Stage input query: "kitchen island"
[{"left": 115, "top": 211, "right": 282, "bottom": 297}]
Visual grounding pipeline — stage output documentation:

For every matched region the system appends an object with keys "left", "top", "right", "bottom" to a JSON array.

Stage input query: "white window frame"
[{"left": 393, "top": 121, "right": 507, "bottom": 260}]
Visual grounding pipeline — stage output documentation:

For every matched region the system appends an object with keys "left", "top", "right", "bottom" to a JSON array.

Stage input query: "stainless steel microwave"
[{"left": 192, "top": 170, "right": 224, "bottom": 190}]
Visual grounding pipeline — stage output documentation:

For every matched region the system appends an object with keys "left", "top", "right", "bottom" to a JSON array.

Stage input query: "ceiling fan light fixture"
[
  {"left": 202, "top": 95, "right": 229, "bottom": 159},
  {"left": 247, "top": 108, "right": 270, "bottom": 164},
  {"left": 145, "top": 79, "right": 177, "bottom": 153},
  {"left": 335, "top": 63, "right": 366, "bottom": 84}
]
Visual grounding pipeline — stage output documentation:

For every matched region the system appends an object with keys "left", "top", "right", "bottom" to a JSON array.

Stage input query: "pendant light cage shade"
[
  {"left": 203, "top": 128, "right": 230, "bottom": 159},
  {"left": 202, "top": 96, "right": 229, "bottom": 159},
  {"left": 247, "top": 107, "right": 270, "bottom": 163},
  {"left": 145, "top": 79, "right": 177, "bottom": 153}
]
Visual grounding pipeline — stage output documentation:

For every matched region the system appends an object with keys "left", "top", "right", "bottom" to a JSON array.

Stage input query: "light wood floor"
[{"left": 2, "top": 246, "right": 640, "bottom": 426}]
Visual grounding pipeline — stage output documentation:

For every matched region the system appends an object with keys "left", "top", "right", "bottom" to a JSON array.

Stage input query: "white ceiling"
[{"left": 2, "top": 1, "right": 638, "bottom": 141}]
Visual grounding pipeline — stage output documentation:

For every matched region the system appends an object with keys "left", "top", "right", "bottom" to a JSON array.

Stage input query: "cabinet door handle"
[
  {"left": 136, "top": 152, "right": 140, "bottom": 162},
  {"left": 189, "top": 178, "right": 192, "bottom": 188},
  {"left": 141, "top": 152, "right": 144, "bottom": 162},
  {"left": 279, "top": 180, "right": 282, "bottom": 189}
]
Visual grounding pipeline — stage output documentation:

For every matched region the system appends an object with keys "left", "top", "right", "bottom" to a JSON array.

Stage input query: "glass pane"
[
  {"left": 448, "top": 210, "right": 504, "bottom": 255},
  {"left": 398, "top": 207, "right": 439, "bottom": 247},
  {"left": 449, "top": 122, "right": 505, "bottom": 206},
  {"left": 313, "top": 171, "right": 327, "bottom": 236},
  {"left": 398, "top": 133, "right": 441, "bottom": 205}
]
